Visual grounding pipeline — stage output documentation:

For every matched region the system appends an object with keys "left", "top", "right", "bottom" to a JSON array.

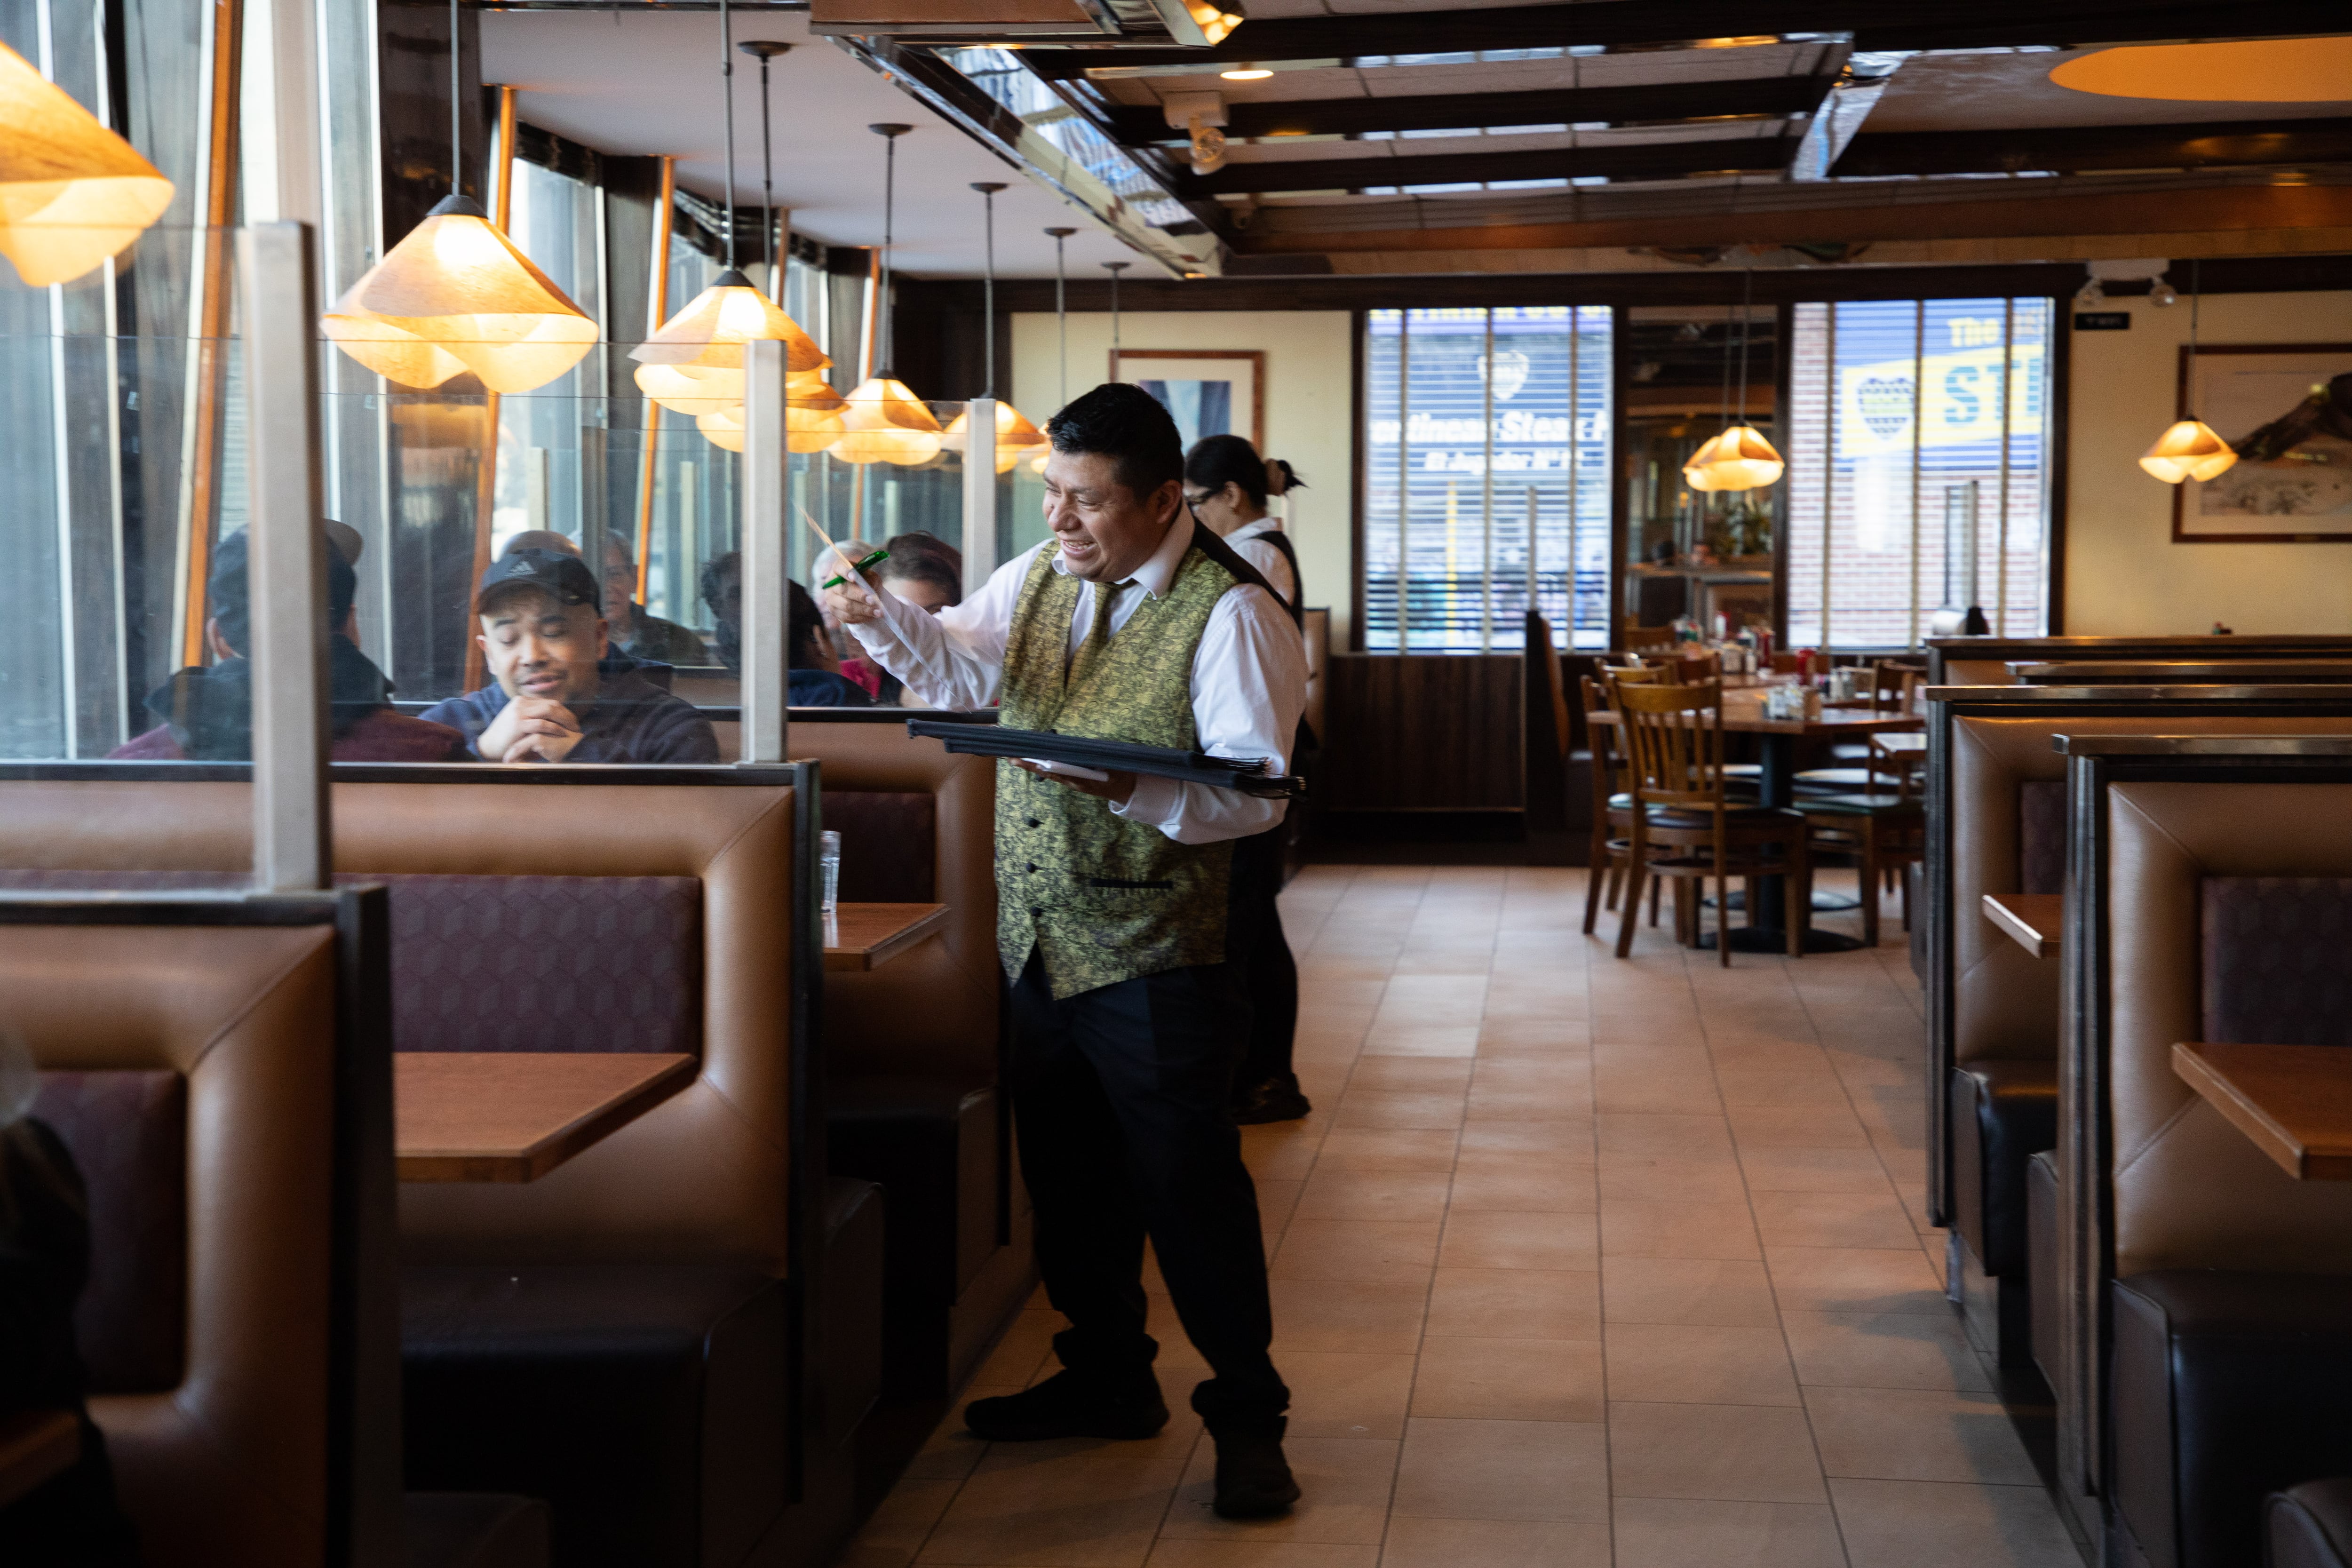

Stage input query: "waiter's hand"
[
  {"left": 1016, "top": 760, "right": 1137, "bottom": 806},
  {"left": 819, "top": 571, "right": 882, "bottom": 627}
]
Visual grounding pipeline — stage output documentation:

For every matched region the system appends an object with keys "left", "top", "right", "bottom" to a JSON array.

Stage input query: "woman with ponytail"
[
  {"left": 1184, "top": 435, "right": 1305, "bottom": 625},
  {"left": 1183, "top": 434, "right": 1311, "bottom": 1124}
]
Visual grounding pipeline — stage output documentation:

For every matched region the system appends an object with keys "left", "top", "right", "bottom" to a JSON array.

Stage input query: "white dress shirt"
[
  {"left": 1222, "top": 517, "right": 1296, "bottom": 609},
  {"left": 842, "top": 519, "right": 1308, "bottom": 845}
]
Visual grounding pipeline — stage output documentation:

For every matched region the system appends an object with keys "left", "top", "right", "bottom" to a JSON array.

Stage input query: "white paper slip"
[{"left": 1022, "top": 758, "right": 1113, "bottom": 782}]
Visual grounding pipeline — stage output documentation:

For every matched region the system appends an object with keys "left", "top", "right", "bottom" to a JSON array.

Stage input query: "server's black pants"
[
  {"left": 1228, "top": 827, "right": 1299, "bottom": 1087},
  {"left": 1009, "top": 951, "right": 1288, "bottom": 1425}
]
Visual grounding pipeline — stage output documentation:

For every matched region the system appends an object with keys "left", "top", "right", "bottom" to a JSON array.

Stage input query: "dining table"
[
  {"left": 1589, "top": 684, "right": 1923, "bottom": 953},
  {"left": 824, "top": 901, "right": 950, "bottom": 971},
  {"left": 1982, "top": 893, "right": 2063, "bottom": 959},
  {"left": 395, "top": 1051, "right": 698, "bottom": 1183},
  {"left": 2172, "top": 1042, "right": 2352, "bottom": 1181}
]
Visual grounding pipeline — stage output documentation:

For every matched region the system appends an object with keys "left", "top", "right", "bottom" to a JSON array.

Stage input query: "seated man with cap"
[
  {"left": 111, "top": 521, "right": 467, "bottom": 763},
  {"left": 421, "top": 548, "right": 719, "bottom": 764}
]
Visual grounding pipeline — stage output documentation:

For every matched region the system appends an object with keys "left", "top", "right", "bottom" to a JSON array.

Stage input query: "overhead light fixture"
[
  {"left": 1220, "top": 65, "right": 1273, "bottom": 80},
  {"left": 2140, "top": 259, "right": 2237, "bottom": 486},
  {"left": 2050, "top": 36, "right": 2352, "bottom": 103},
  {"left": 1184, "top": 0, "right": 1244, "bottom": 45},
  {"left": 1683, "top": 269, "right": 1785, "bottom": 493},
  {"left": 942, "top": 181, "right": 1048, "bottom": 474},
  {"left": 697, "top": 374, "right": 845, "bottom": 454},
  {"left": 833, "top": 124, "right": 943, "bottom": 466},
  {"left": 2148, "top": 274, "right": 2178, "bottom": 308},
  {"left": 630, "top": 0, "right": 826, "bottom": 446},
  {"left": 320, "top": 0, "right": 595, "bottom": 392},
  {"left": 2073, "top": 273, "right": 2106, "bottom": 309},
  {"left": 0, "top": 40, "right": 173, "bottom": 287}
]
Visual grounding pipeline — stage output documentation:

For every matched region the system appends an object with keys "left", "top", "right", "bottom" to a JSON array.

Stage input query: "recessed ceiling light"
[
  {"left": 1221, "top": 65, "right": 1273, "bottom": 80},
  {"left": 2051, "top": 36, "right": 2352, "bottom": 102}
]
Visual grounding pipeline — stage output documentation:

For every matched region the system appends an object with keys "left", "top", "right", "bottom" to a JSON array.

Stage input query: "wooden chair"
[
  {"left": 1801, "top": 745, "right": 1926, "bottom": 948},
  {"left": 1799, "top": 660, "right": 1923, "bottom": 794},
  {"left": 1609, "top": 677, "right": 1811, "bottom": 964},
  {"left": 1580, "top": 675, "right": 1642, "bottom": 936}
]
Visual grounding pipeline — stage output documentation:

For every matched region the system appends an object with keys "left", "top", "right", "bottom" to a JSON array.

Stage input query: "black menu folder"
[{"left": 904, "top": 719, "right": 1304, "bottom": 799}]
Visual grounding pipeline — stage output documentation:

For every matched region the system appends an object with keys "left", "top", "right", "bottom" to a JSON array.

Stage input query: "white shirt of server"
[
  {"left": 1220, "top": 517, "right": 1295, "bottom": 612},
  {"left": 844, "top": 518, "right": 1308, "bottom": 846}
]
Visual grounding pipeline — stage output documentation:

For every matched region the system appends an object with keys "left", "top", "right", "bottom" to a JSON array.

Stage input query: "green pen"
[{"left": 821, "top": 548, "right": 890, "bottom": 589}]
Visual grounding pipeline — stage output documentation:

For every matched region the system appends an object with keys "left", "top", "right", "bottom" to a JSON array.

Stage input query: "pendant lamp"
[
  {"left": 834, "top": 125, "right": 944, "bottom": 466},
  {"left": 1683, "top": 269, "right": 1784, "bottom": 493},
  {"left": 0, "top": 41, "right": 173, "bottom": 287},
  {"left": 629, "top": 1, "right": 827, "bottom": 448},
  {"left": 320, "top": 0, "right": 595, "bottom": 392},
  {"left": 2140, "top": 260, "right": 2238, "bottom": 485},
  {"left": 943, "top": 181, "right": 1049, "bottom": 473},
  {"left": 697, "top": 374, "right": 845, "bottom": 454}
]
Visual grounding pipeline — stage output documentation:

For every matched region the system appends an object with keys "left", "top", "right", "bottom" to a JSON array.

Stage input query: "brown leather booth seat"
[
  {"left": 2091, "top": 780, "right": 2352, "bottom": 1568},
  {"left": 0, "top": 773, "right": 870, "bottom": 1568},
  {"left": 1929, "top": 702, "right": 2352, "bottom": 1374},
  {"left": 2269, "top": 1480, "right": 2352, "bottom": 1568},
  {"left": 791, "top": 718, "right": 1033, "bottom": 1407},
  {"left": 1925, "top": 635, "right": 2352, "bottom": 688},
  {"left": 1, "top": 920, "right": 348, "bottom": 1568}
]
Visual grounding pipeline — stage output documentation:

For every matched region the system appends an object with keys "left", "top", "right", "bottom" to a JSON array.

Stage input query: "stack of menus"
[{"left": 904, "top": 719, "right": 1304, "bottom": 799}]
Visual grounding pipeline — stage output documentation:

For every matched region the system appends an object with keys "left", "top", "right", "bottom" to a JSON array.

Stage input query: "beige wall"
[
  {"left": 1012, "top": 310, "right": 1358, "bottom": 646},
  {"left": 2065, "top": 289, "right": 2352, "bottom": 634}
]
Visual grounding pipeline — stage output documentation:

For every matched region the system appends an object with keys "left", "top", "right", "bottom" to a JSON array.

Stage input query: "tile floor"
[{"left": 837, "top": 866, "right": 2084, "bottom": 1568}]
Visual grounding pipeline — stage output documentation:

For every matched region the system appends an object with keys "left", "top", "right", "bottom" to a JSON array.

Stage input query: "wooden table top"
[
  {"left": 396, "top": 1051, "right": 697, "bottom": 1184},
  {"left": 826, "top": 901, "right": 950, "bottom": 971},
  {"left": 1982, "top": 893, "right": 2063, "bottom": 959},
  {"left": 0, "top": 1409, "right": 80, "bottom": 1510},
  {"left": 1589, "top": 698, "right": 1923, "bottom": 738},
  {"left": 2172, "top": 1042, "right": 2352, "bottom": 1181}
]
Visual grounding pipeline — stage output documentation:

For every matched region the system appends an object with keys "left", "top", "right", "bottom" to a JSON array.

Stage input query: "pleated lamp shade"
[
  {"left": 2138, "top": 419, "right": 2239, "bottom": 484},
  {"left": 696, "top": 377, "right": 848, "bottom": 455},
  {"left": 1682, "top": 424, "right": 1786, "bottom": 493},
  {"left": 631, "top": 270, "right": 828, "bottom": 418},
  {"left": 320, "top": 195, "right": 598, "bottom": 393},
  {"left": 0, "top": 41, "right": 174, "bottom": 287},
  {"left": 833, "top": 376, "right": 944, "bottom": 466},
  {"left": 944, "top": 401, "right": 1049, "bottom": 474}
]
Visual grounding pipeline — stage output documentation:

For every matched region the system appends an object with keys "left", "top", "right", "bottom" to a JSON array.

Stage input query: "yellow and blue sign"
[{"left": 1838, "top": 342, "right": 2047, "bottom": 457}]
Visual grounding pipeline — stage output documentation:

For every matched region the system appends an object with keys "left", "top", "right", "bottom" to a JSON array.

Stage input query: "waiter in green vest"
[{"left": 822, "top": 384, "right": 1309, "bottom": 1520}]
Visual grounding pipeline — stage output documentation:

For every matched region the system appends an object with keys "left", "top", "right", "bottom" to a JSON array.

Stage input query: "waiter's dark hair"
[
  {"left": 1185, "top": 433, "right": 1308, "bottom": 509},
  {"left": 1047, "top": 382, "right": 1184, "bottom": 500}
]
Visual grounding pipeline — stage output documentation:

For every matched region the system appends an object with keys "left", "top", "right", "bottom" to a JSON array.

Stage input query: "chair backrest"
[
  {"left": 1526, "top": 612, "right": 1570, "bottom": 764},
  {"left": 1621, "top": 620, "right": 1676, "bottom": 656},
  {"left": 1609, "top": 677, "right": 1730, "bottom": 810},
  {"left": 1869, "top": 661, "right": 1915, "bottom": 712},
  {"left": 0, "top": 909, "right": 381, "bottom": 1568}
]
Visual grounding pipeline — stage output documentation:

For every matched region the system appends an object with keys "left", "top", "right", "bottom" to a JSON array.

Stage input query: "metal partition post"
[
  {"left": 962, "top": 397, "right": 1000, "bottom": 598},
  {"left": 741, "top": 339, "right": 790, "bottom": 765},
  {"left": 240, "top": 223, "right": 331, "bottom": 894}
]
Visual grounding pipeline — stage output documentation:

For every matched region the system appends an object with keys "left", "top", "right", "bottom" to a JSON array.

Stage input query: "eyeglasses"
[{"left": 1183, "top": 489, "right": 1213, "bottom": 507}]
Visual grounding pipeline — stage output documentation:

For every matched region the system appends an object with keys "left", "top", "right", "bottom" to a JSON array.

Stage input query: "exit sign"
[{"left": 2074, "top": 311, "right": 2131, "bottom": 331}]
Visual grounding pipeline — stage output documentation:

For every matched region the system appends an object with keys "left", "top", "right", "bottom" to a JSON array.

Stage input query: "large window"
[
  {"left": 1362, "top": 306, "right": 1612, "bottom": 653},
  {"left": 1784, "top": 297, "right": 2053, "bottom": 649}
]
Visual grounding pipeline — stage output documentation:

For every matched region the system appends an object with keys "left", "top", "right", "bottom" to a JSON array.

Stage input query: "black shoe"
[
  {"left": 1231, "top": 1073, "right": 1311, "bottom": 1125},
  {"left": 1209, "top": 1418, "right": 1300, "bottom": 1520},
  {"left": 964, "top": 1370, "right": 1169, "bottom": 1442}
]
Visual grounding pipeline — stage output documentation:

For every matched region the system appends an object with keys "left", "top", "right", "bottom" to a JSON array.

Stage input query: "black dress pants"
[
  {"left": 1229, "top": 825, "right": 1299, "bottom": 1088},
  {"left": 1008, "top": 951, "right": 1288, "bottom": 1426}
]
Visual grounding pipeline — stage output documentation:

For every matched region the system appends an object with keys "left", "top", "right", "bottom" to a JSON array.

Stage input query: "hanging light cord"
[
  {"left": 982, "top": 189, "right": 996, "bottom": 398},
  {"left": 720, "top": 0, "right": 736, "bottom": 270},
  {"left": 880, "top": 134, "right": 896, "bottom": 372},
  {"left": 758, "top": 50, "right": 773, "bottom": 280},
  {"left": 1735, "top": 265, "right": 1755, "bottom": 427},
  {"left": 449, "top": 0, "right": 461, "bottom": 198},
  {"left": 2187, "top": 257, "right": 2203, "bottom": 417},
  {"left": 1055, "top": 231, "right": 1067, "bottom": 407}
]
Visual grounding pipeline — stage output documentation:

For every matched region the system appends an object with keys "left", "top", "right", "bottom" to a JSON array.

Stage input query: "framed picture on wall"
[
  {"left": 2173, "top": 343, "right": 2352, "bottom": 542},
  {"left": 1110, "top": 350, "right": 1265, "bottom": 453}
]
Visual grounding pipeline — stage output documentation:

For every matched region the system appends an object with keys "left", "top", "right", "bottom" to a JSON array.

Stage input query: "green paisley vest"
[{"left": 995, "top": 528, "right": 1243, "bottom": 998}]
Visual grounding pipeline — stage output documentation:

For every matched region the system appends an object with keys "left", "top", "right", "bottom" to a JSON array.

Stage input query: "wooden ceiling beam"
[
  {"left": 1016, "top": 0, "right": 2344, "bottom": 77},
  {"left": 1104, "top": 76, "right": 1827, "bottom": 143},
  {"left": 1837, "top": 118, "right": 2352, "bottom": 177},
  {"left": 1175, "top": 136, "right": 1796, "bottom": 197}
]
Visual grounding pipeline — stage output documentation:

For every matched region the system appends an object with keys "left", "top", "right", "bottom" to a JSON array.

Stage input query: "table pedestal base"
[{"left": 1696, "top": 927, "right": 1869, "bottom": 955}]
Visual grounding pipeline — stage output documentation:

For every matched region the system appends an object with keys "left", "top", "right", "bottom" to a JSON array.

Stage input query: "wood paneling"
[{"left": 1321, "top": 654, "right": 1523, "bottom": 812}]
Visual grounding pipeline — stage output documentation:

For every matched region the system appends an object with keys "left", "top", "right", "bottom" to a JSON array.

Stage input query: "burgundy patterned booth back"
[
  {"left": 29, "top": 1070, "right": 189, "bottom": 1393},
  {"left": 825, "top": 791, "right": 937, "bottom": 904},
  {"left": 0, "top": 869, "right": 704, "bottom": 1056},
  {"left": 2202, "top": 878, "right": 2352, "bottom": 1050},
  {"left": 2018, "top": 781, "right": 2068, "bottom": 895},
  {"left": 336, "top": 873, "right": 703, "bottom": 1055}
]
